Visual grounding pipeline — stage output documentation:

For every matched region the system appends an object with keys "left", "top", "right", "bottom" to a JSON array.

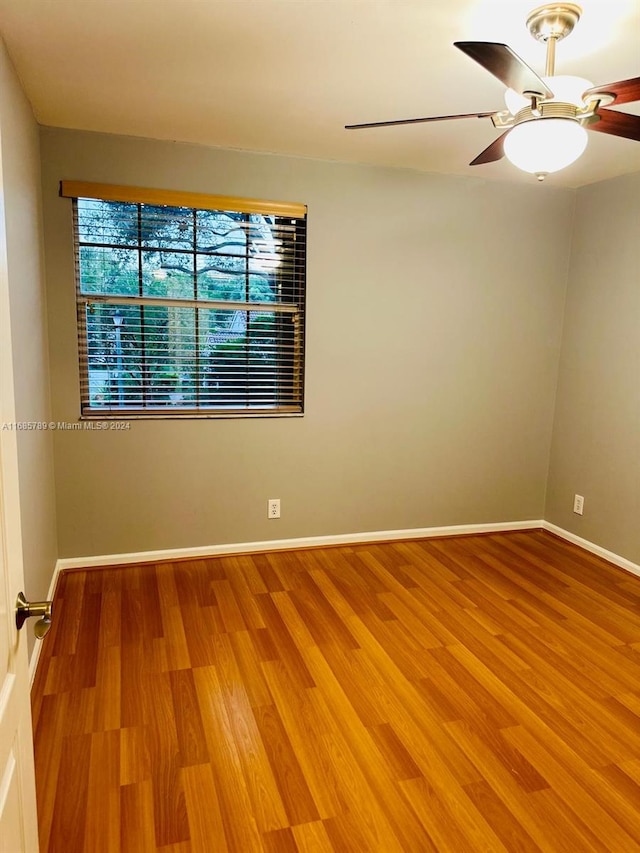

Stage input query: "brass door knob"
[{"left": 15, "top": 591, "right": 53, "bottom": 639}]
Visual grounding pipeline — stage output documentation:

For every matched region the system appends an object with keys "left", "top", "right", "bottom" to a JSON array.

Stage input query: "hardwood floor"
[{"left": 31, "top": 530, "right": 640, "bottom": 852}]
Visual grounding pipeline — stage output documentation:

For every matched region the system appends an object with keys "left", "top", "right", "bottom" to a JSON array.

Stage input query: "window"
[{"left": 61, "top": 181, "right": 307, "bottom": 417}]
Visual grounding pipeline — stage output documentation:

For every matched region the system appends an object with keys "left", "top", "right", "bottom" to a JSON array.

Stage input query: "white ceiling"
[{"left": 1, "top": 0, "right": 639, "bottom": 188}]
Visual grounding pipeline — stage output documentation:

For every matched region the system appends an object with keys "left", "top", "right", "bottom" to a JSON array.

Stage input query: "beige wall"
[
  {"left": 0, "top": 40, "right": 58, "bottom": 650},
  {"left": 546, "top": 173, "right": 640, "bottom": 564},
  {"left": 41, "top": 127, "right": 575, "bottom": 558}
]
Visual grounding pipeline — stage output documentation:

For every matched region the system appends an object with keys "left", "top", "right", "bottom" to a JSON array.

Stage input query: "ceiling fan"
[{"left": 345, "top": 3, "right": 640, "bottom": 180}]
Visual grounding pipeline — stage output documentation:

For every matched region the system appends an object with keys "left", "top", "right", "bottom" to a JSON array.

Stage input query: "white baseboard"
[
  {"left": 28, "top": 560, "right": 64, "bottom": 688},
  {"left": 542, "top": 522, "right": 640, "bottom": 578},
  {"left": 55, "top": 519, "right": 544, "bottom": 573}
]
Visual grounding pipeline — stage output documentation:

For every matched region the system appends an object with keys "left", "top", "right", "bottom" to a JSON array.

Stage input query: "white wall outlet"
[
  {"left": 268, "top": 498, "right": 280, "bottom": 519},
  {"left": 573, "top": 494, "right": 584, "bottom": 515}
]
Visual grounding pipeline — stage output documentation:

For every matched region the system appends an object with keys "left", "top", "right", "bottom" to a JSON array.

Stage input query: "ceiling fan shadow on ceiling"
[{"left": 345, "top": 3, "right": 640, "bottom": 181}]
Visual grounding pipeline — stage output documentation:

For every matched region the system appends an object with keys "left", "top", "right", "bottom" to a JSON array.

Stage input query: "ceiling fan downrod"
[{"left": 526, "top": 3, "right": 582, "bottom": 77}]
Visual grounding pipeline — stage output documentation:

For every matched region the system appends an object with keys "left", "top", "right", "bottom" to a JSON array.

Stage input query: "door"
[{"left": 0, "top": 138, "right": 39, "bottom": 851}]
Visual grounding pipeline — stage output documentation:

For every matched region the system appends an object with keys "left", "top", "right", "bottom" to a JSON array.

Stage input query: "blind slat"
[{"left": 83, "top": 296, "right": 301, "bottom": 313}]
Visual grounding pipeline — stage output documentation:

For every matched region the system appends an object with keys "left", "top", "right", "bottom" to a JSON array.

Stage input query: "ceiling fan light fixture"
[{"left": 503, "top": 117, "right": 588, "bottom": 177}]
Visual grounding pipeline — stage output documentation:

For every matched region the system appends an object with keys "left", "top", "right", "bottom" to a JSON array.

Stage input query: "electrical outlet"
[
  {"left": 573, "top": 494, "right": 584, "bottom": 515},
  {"left": 268, "top": 498, "right": 280, "bottom": 519}
]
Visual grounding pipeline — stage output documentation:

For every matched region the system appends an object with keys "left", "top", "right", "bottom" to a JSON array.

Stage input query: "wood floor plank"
[
  {"left": 143, "top": 669, "right": 190, "bottom": 848},
  {"left": 257, "top": 593, "right": 316, "bottom": 690},
  {"left": 139, "top": 567, "right": 164, "bottom": 639},
  {"left": 50, "top": 570, "right": 86, "bottom": 657},
  {"left": 377, "top": 590, "right": 443, "bottom": 649},
  {"left": 253, "top": 552, "right": 287, "bottom": 592},
  {"left": 290, "top": 820, "right": 335, "bottom": 852},
  {"left": 253, "top": 702, "right": 320, "bottom": 827},
  {"left": 526, "top": 788, "right": 610, "bottom": 853},
  {"left": 83, "top": 729, "right": 121, "bottom": 853},
  {"left": 306, "top": 640, "right": 389, "bottom": 728},
  {"left": 266, "top": 549, "right": 307, "bottom": 591},
  {"left": 361, "top": 614, "right": 434, "bottom": 681},
  {"left": 444, "top": 718, "right": 557, "bottom": 851},
  {"left": 515, "top": 610, "right": 637, "bottom": 698},
  {"left": 119, "top": 725, "right": 150, "bottom": 786},
  {"left": 71, "top": 591, "right": 102, "bottom": 690},
  {"left": 192, "top": 664, "right": 264, "bottom": 852},
  {"left": 169, "top": 669, "right": 209, "bottom": 768},
  {"left": 182, "top": 763, "right": 228, "bottom": 853},
  {"left": 301, "top": 644, "right": 430, "bottom": 851},
  {"left": 366, "top": 722, "right": 422, "bottom": 782},
  {"left": 33, "top": 531, "right": 640, "bottom": 852},
  {"left": 309, "top": 569, "right": 484, "bottom": 787},
  {"left": 232, "top": 553, "right": 270, "bottom": 596},
  {"left": 447, "top": 641, "right": 622, "bottom": 769},
  {"left": 449, "top": 710, "right": 549, "bottom": 795},
  {"left": 212, "top": 577, "right": 249, "bottom": 633},
  {"left": 352, "top": 643, "right": 485, "bottom": 790},
  {"left": 120, "top": 779, "right": 156, "bottom": 853},
  {"left": 119, "top": 632, "right": 147, "bottom": 728},
  {"left": 47, "top": 732, "right": 91, "bottom": 853},
  {"left": 160, "top": 601, "right": 192, "bottom": 673},
  {"left": 270, "top": 588, "right": 318, "bottom": 651},
  {"left": 213, "top": 639, "right": 290, "bottom": 834},
  {"left": 66, "top": 687, "right": 97, "bottom": 738},
  {"left": 499, "top": 635, "right": 640, "bottom": 762},
  {"left": 41, "top": 653, "right": 74, "bottom": 697},
  {"left": 428, "top": 644, "right": 519, "bottom": 729},
  {"left": 463, "top": 778, "right": 542, "bottom": 853},
  {"left": 176, "top": 599, "right": 217, "bottom": 668},
  {"left": 289, "top": 571, "right": 360, "bottom": 650},
  {"left": 504, "top": 725, "right": 640, "bottom": 850},
  {"left": 321, "top": 808, "right": 402, "bottom": 853},
  {"left": 93, "top": 643, "right": 121, "bottom": 732},
  {"left": 97, "top": 577, "right": 122, "bottom": 649},
  {"left": 619, "top": 757, "right": 640, "bottom": 784},
  {"left": 399, "top": 775, "right": 497, "bottom": 853},
  {"left": 33, "top": 692, "right": 70, "bottom": 852},
  {"left": 322, "top": 550, "right": 398, "bottom": 623},
  {"left": 223, "top": 555, "right": 268, "bottom": 630},
  {"left": 261, "top": 827, "right": 298, "bottom": 853},
  {"left": 228, "top": 629, "right": 275, "bottom": 709},
  {"left": 261, "top": 658, "right": 343, "bottom": 821}
]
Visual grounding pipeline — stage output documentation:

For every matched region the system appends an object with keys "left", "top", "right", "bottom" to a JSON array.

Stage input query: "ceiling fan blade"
[
  {"left": 454, "top": 42, "right": 553, "bottom": 98},
  {"left": 589, "top": 108, "right": 640, "bottom": 142},
  {"left": 469, "top": 131, "right": 510, "bottom": 166},
  {"left": 345, "top": 111, "right": 495, "bottom": 130},
  {"left": 583, "top": 77, "right": 640, "bottom": 106}
]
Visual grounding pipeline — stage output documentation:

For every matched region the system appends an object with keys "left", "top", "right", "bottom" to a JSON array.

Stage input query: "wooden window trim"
[{"left": 60, "top": 180, "right": 306, "bottom": 219}]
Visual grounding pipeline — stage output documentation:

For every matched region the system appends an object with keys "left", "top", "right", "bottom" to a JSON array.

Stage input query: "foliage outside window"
[{"left": 63, "top": 182, "right": 307, "bottom": 417}]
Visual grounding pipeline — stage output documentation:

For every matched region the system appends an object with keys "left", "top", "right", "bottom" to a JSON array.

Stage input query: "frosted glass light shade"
[
  {"left": 504, "top": 75, "right": 593, "bottom": 115},
  {"left": 503, "top": 118, "right": 588, "bottom": 175}
]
